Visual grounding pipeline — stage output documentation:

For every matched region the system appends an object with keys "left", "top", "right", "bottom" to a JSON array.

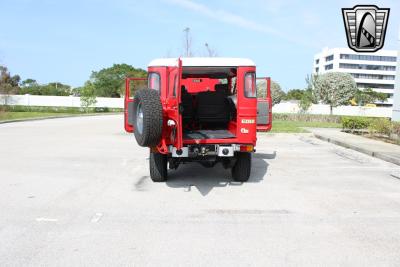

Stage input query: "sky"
[{"left": 0, "top": 0, "right": 399, "bottom": 91}]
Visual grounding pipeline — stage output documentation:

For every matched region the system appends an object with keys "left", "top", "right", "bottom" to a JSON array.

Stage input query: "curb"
[
  {"left": 313, "top": 133, "right": 400, "bottom": 166},
  {"left": 0, "top": 112, "right": 122, "bottom": 125}
]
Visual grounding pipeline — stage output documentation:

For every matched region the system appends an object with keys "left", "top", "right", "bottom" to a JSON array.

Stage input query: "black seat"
[
  {"left": 214, "top": 84, "right": 229, "bottom": 96},
  {"left": 216, "top": 83, "right": 236, "bottom": 120},
  {"left": 196, "top": 89, "right": 230, "bottom": 126},
  {"left": 181, "top": 86, "right": 194, "bottom": 124}
]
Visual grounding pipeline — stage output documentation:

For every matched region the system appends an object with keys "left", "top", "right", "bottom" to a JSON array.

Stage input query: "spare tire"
[{"left": 133, "top": 89, "right": 163, "bottom": 147}]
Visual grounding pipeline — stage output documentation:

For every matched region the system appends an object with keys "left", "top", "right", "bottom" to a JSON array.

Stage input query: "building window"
[
  {"left": 356, "top": 83, "right": 394, "bottom": 90},
  {"left": 315, "top": 67, "right": 319, "bottom": 73},
  {"left": 339, "top": 63, "right": 396, "bottom": 71},
  {"left": 315, "top": 59, "right": 319, "bottom": 64},
  {"left": 325, "top": 55, "right": 334, "bottom": 61},
  {"left": 351, "top": 73, "right": 395, "bottom": 80},
  {"left": 325, "top": 64, "right": 333, "bottom": 70},
  {"left": 340, "top": 54, "right": 396, "bottom": 62}
]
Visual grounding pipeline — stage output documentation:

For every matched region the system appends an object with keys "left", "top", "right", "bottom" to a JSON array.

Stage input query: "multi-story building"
[{"left": 313, "top": 47, "right": 397, "bottom": 106}]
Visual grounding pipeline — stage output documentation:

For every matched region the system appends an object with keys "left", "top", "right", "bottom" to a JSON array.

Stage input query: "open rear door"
[
  {"left": 256, "top": 77, "right": 272, "bottom": 132},
  {"left": 124, "top": 77, "right": 147, "bottom": 133},
  {"left": 166, "top": 58, "right": 183, "bottom": 149}
]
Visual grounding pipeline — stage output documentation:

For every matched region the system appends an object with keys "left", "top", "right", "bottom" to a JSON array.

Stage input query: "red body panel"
[
  {"left": 235, "top": 66, "right": 258, "bottom": 145},
  {"left": 124, "top": 77, "right": 146, "bottom": 133},
  {"left": 181, "top": 78, "right": 220, "bottom": 93},
  {"left": 257, "top": 77, "right": 272, "bottom": 132}
]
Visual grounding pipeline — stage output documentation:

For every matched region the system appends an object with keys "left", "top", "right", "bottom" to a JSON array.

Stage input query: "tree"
[
  {"left": 19, "top": 79, "right": 41, "bottom": 95},
  {"left": 90, "top": 64, "right": 147, "bottom": 98},
  {"left": 299, "top": 90, "right": 313, "bottom": 113},
  {"left": 256, "top": 80, "right": 285, "bottom": 105},
  {"left": 21, "top": 78, "right": 38, "bottom": 87},
  {"left": 313, "top": 72, "right": 357, "bottom": 114},
  {"left": 0, "top": 65, "right": 20, "bottom": 106},
  {"left": 271, "top": 81, "right": 285, "bottom": 105},
  {"left": 354, "top": 88, "right": 387, "bottom": 106},
  {"left": 297, "top": 75, "right": 320, "bottom": 113},
  {"left": 19, "top": 80, "right": 71, "bottom": 96},
  {"left": 284, "top": 89, "right": 305, "bottom": 101},
  {"left": 80, "top": 81, "right": 97, "bottom": 112},
  {"left": 41, "top": 82, "right": 71, "bottom": 96}
]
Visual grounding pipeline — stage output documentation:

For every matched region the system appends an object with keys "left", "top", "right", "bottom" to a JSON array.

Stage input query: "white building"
[{"left": 313, "top": 47, "right": 397, "bottom": 106}]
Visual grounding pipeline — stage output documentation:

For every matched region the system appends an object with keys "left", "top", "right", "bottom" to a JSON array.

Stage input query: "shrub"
[
  {"left": 94, "top": 107, "right": 110, "bottom": 112},
  {"left": 369, "top": 118, "right": 392, "bottom": 136},
  {"left": 391, "top": 122, "right": 400, "bottom": 136},
  {"left": 341, "top": 116, "right": 372, "bottom": 131},
  {"left": 273, "top": 113, "right": 341, "bottom": 123}
]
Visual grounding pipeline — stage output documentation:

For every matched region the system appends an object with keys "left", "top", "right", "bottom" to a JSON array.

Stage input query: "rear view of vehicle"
[{"left": 124, "top": 58, "right": 272, "bottom": 182}]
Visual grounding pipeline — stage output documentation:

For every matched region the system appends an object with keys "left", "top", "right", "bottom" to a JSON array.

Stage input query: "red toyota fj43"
[{"left": 124, "top": 58, "right": 271, "bottom": 182}]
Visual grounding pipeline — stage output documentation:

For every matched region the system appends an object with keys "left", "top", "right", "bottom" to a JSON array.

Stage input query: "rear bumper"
[{"left": 169, "top": 144, "right": 254, "bottom": 158}]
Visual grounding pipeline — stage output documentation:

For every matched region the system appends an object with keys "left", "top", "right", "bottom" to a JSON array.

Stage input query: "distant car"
[{"left": 124, "top": 57, "right": 272, "bottom": 182}]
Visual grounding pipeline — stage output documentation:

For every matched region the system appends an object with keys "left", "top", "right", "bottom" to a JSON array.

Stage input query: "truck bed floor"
[{"left": 183, "top": 129, "right": 235, "bottom": 140}]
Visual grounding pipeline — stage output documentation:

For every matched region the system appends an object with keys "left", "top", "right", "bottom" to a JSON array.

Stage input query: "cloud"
[{"left": 165, "top": 0, "right": 317, "bottom": 48}]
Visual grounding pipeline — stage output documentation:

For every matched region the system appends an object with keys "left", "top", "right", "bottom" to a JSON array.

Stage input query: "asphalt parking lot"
[{"left": 1, "top": 115, "right": 400, "bottom": 266}]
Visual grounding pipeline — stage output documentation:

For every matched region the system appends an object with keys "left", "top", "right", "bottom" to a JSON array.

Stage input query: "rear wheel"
[
  {"left": 232, "top": 152, "right": 251, "bottom": 182},
  {"left": 149, "top": 151, "right": 168, "bottom": 182}
]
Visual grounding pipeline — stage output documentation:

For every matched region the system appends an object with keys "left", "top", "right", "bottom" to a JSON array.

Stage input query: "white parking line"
[
  {"left": 35, "top": 218, "right": 58, "bottom": 222},
  {"left": 90, "top": 212, "right": 103, "bottom": 223}
]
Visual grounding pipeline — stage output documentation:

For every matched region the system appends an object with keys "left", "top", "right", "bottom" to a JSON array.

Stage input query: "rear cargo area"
[{"left": 181, "top": 83, "right": 237, "bottom": 140}]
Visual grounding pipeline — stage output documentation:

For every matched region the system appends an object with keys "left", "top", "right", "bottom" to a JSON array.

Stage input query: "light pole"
[{"left": 392, "top": 26, "right": 400, "bottom": 121}]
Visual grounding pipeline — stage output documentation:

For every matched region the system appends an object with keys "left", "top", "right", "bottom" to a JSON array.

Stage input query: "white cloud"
[{"left": 166, "top": 0, "right": 317, "bottom": 48}]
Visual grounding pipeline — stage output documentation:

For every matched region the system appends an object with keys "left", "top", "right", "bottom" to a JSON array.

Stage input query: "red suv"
[{"left": 124, "top": 58, "right": 271, "bottom": 182}]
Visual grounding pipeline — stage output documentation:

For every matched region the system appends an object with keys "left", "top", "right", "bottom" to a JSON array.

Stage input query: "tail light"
[{"left": 240, "top": 145, "right": 254, "bottom": 152}]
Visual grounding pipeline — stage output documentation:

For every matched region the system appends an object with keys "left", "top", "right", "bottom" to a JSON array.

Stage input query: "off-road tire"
[
  {"left": 232, "top": 152, "right": 251, "bottom": 182},
  {"left": 133, "top": 89, "right": 163, "bottom": 147},
  {"left": 149, "top": 151, "right": 168, "bottom": 182}
]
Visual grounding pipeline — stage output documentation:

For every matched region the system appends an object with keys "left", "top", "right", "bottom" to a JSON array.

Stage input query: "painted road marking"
[
  {"left": 36, "top": 218, "right": 58, "bottom": 222},
  {"left": 90, "top": 212, "right": 103, "bottom": 223}
]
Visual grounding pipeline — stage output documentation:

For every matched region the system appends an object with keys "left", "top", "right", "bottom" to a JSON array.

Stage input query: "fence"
[
  {"left": 0, "top": 94, "right": 124, "bottom": 108},
  {"left": 0, "top": 94, "right": 393, "bottom": 117},
  {"left": 273, "top": 102, "right": 392, "bottom": 117}
]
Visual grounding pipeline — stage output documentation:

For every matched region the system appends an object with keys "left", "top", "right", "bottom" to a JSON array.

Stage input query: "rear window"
[
  {"left": 148, "top": 72, "right": 161, "bottom": 93},
  {"left": 244, "top": 72, "right": 256, "bottom": 98}
]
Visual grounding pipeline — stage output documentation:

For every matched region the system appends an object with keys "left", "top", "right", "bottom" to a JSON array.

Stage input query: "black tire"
[
  {"left": 149, "top": 151, "right": 168, "bottom": 182},
  {"left": 133, "top": 89, "right": 163, "bottom": 147},
  {"left": 232, "top": 152, "right": 252, "bottom": 182}
]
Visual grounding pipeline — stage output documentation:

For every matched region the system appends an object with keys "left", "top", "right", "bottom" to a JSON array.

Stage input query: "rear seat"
[
  {"left": 215, "top": 84, "right": 229, "bottom": 96},
  {"left": 196, "top": 85, "right": 230, "bottom": 125},
  {"left": 181, "top": 86, "right": 194, "bottom": 124}
]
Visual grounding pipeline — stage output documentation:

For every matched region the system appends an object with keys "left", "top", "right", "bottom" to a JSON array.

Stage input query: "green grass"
[
  {"left": 269, "top": 120, "right": 341, "bottom": 133},
  {"left": 0, "top": 105, "right": 123, "bottom": 122},
  {"left": 3, "top": 105, "right": 123, "bottom": 113},
  {"left": 0, "top": 112, "right": 81, "bottom": 122},
  {"left": 1, "top": 109, "right": 341, "bottom": 132}
]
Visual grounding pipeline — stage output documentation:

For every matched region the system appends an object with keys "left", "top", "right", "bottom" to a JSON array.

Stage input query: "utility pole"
[
  {"left": 205, "top": 43, "right": 215, "bottom": 57},
  {"left": 183, "top": 27, "right": 191, "bottom": 57},
  {"left": 392, "top": 25, "right": 400, "bottom": 121}
]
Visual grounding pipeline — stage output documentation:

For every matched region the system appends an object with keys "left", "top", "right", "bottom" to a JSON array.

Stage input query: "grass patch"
[
  {"left": 0, "top": 112, "right": 79, "bottom": 122},
  {"left": 0, "top": 105, "right": 123, "bottom": 122},
  {"left": 3, "top": 105, "right": 123, "bottom": 113},
  {"left": 269, "top": 120, "right": 341, "bottom": 133}
]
